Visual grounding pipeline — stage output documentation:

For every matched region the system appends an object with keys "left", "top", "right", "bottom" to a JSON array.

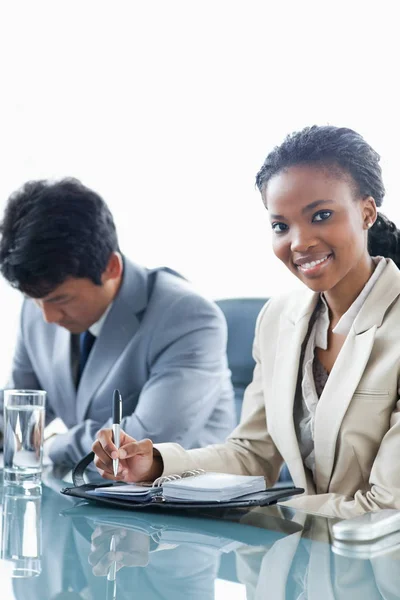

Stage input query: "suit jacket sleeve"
[
  {"left": 1, "top": 302, "right": 56, "bottom": 438},
  {"left": 153, "top": 302, "right": 284, "bottom": 485},
  {"left": 49, "top": 294, "right": 235, "bottom": 466}
]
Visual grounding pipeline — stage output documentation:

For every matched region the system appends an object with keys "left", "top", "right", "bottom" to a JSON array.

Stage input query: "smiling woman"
[
  {"left": 265, "top": 167, "right": 376, "bottom": 297},
  {"left": 93, "top": 125, "right": 400, "bottom": 519},
  {"left": 255, "top": 125, "right": 400, "bottom": 382}
]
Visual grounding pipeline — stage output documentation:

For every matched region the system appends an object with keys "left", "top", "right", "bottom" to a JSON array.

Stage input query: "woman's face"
[{"left": 264, "top": 165, "right": 376, "bottom": 293}]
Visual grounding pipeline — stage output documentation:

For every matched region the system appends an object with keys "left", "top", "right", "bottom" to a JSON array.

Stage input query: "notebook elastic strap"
[{"left": 72, "top": 451, "right": 95, "bottom": 487}]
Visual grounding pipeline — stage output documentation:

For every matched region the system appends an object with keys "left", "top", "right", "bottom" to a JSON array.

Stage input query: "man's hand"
[{"left": 92, "top": 429, "right": 163, "bottom": 483}]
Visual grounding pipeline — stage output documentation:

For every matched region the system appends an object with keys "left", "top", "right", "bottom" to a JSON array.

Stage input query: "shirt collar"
[
  {"left": 88, "top": 302, "right": 113, "bottom": 337},
  {"left": 318, "top": 256, "right": 386, "bottom": 337}
]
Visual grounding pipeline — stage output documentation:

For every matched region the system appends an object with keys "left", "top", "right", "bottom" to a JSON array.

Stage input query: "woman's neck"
[{"left": 323, "top": 255, "right": 376, "bottom": 325}]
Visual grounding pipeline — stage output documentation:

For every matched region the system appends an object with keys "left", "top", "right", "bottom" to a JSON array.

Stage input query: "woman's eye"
[
  {"left": 271, "top": 222, "right": 288, "bottom": 233},
  {"left": 313, "top": 210, "right": 332, "bottom": 222}
]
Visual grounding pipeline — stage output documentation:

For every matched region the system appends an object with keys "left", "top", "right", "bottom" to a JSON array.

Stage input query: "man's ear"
[{"left": 102, "top": 252, "right": 123, "bottom": 282}]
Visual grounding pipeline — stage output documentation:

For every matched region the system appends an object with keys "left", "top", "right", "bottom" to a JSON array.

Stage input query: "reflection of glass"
[
  {"left": 1, "top": 485, "right": 42, "bottom": 578},
  {"left": 3, "top": 390, "right": 46, "bottom": 485}
]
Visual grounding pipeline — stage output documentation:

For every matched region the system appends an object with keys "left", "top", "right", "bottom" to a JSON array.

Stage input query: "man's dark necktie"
[{"left": 77, "top": 330, "right": 96, "bottom": 386}]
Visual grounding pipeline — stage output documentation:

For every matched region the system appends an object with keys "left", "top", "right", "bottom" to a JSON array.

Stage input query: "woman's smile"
[{"left": 294, "top": 253, "right": 333, "bottom": 277}]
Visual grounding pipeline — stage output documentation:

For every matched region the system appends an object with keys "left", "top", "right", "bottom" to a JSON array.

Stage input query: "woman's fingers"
[
  {"left": 93, "top": 455, "right": 117, "bottom": 476},
  {"left": 118, "top": 430, "right": 137, "bottom": 447},
  {"left": 93, "top": 454, "right": 130, "bottom": 477},
  {"left": 118, "top": 438, "right": 153, "bottom": 460},
  {"left": 93, "top": 429, "right": 138, "bottom": 461},
  {"left": 96, "top": 469, "right": 127, "bottom": 481},
  {"left": 92, "top": 441, "right": 117, "bottom": 474},
  {"left": 94, "top": 429, "right": 119, "bottom": 459},
  {"left": 92, "top": 430, "right": 155, "bottom": 481}
]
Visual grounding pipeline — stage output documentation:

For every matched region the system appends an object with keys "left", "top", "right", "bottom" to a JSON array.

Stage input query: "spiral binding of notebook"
[{"left": 152, "top": 469, "right": 205, "bottom": 488}]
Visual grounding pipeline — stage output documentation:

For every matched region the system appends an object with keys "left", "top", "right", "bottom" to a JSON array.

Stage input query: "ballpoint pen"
[{"left": 112, "top": 389, "right": 122, "bottom": 477}]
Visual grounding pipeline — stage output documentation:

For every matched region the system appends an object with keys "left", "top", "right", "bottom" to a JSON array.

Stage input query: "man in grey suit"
[{"left": 0, "top": 179, "right": 235, "bottom": 467}]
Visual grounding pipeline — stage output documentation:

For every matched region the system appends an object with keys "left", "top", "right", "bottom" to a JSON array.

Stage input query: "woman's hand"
[{"left": 92, "top": 429, "right": 163, "bottom": 483}]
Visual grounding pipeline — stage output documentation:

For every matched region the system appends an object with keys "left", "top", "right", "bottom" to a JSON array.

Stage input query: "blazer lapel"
[
  {"left": 271, "top": 292, "right": 319, "bottom": 493},
  {"left": 314, "top": 259, "right": 400, "bottom": 493},
  {"left": 52, "top": 326, "right": 77, "bottom": 425},
  {"left": 76, "top": 260, "right": 150, "bottom": 422},
  {"left": 313, "top": 327, "right": 377, "bottom": 493}
]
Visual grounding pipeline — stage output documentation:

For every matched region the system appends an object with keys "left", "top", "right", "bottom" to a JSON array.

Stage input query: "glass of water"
[
  {"left": 3, "top": 390, "right": 46, "bottom": 486},
  {"left": 1, "top": 484, "right": 42, "bottom": 577}
]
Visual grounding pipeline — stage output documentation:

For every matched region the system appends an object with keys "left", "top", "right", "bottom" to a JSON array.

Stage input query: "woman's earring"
[{"left": 367, "top": 222, "right": 373, "bottom": 229}]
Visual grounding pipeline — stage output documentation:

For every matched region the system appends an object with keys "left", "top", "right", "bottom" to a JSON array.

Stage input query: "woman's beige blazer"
[{"left": 156, "top": 258, "right": 400, "bottom": 518}]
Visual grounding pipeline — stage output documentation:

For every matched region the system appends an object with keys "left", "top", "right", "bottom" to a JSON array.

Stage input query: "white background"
[
  {"left": 0, "top": 2, "right": 399, "bottom": 598},
  {"left": 0, "top": 0, "right": 399, "bottom": 388}
]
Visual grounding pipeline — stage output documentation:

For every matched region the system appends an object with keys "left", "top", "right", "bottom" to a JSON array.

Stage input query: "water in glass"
[{"left": 3, "top": 404, "right": 45, "bottom": 485}]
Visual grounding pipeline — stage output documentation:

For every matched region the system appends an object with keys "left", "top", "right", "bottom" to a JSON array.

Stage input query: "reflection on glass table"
[
  {"left": 235, "top": 510, "right": 400, "bottom": 600},
  {"left": 60, "top": 503, "right": 289, "bottom": 600},
  {"left": 1, "top": 468, "right": 400, "bottom": 599},
  {"left": 1, "top": 484, "right": 42, "bottom": 578}
]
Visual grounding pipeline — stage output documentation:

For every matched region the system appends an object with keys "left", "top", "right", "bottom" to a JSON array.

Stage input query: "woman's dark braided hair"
[{"left": 255, "top": 125, "right": 400, "bottom": 268}]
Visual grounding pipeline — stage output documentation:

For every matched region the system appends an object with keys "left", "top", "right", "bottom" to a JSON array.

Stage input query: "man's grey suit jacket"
[{"left": 2, "top": 259, "right": 235, "bottom": 466}]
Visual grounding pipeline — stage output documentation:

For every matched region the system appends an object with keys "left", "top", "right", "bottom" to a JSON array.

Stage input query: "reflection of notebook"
[
  {"left": 89, "top": 470, "right": 266, "bottom": 503},
  {"left": 63, "top": 504, "right": 292, "bottom": 552},
  {"left": 79, "top": 514, "right": 244, "bottom": 553}
]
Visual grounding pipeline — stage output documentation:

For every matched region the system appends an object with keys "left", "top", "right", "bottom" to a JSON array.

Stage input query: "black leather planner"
[{"left": 60, "top": 452, "right": 304, "bottom": 511}]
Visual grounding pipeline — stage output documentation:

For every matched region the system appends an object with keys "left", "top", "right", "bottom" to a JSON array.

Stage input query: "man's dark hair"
[
  {"left": 255, "top": 125, "right": 400, "bottom": 267},
  {"left": 0, "top": 178, "right": 119, "bottom": 297}
]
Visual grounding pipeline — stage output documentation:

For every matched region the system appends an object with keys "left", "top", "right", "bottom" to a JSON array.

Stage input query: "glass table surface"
[{"left": 1, "top": 468, "right": 400, "bottom": 600}]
